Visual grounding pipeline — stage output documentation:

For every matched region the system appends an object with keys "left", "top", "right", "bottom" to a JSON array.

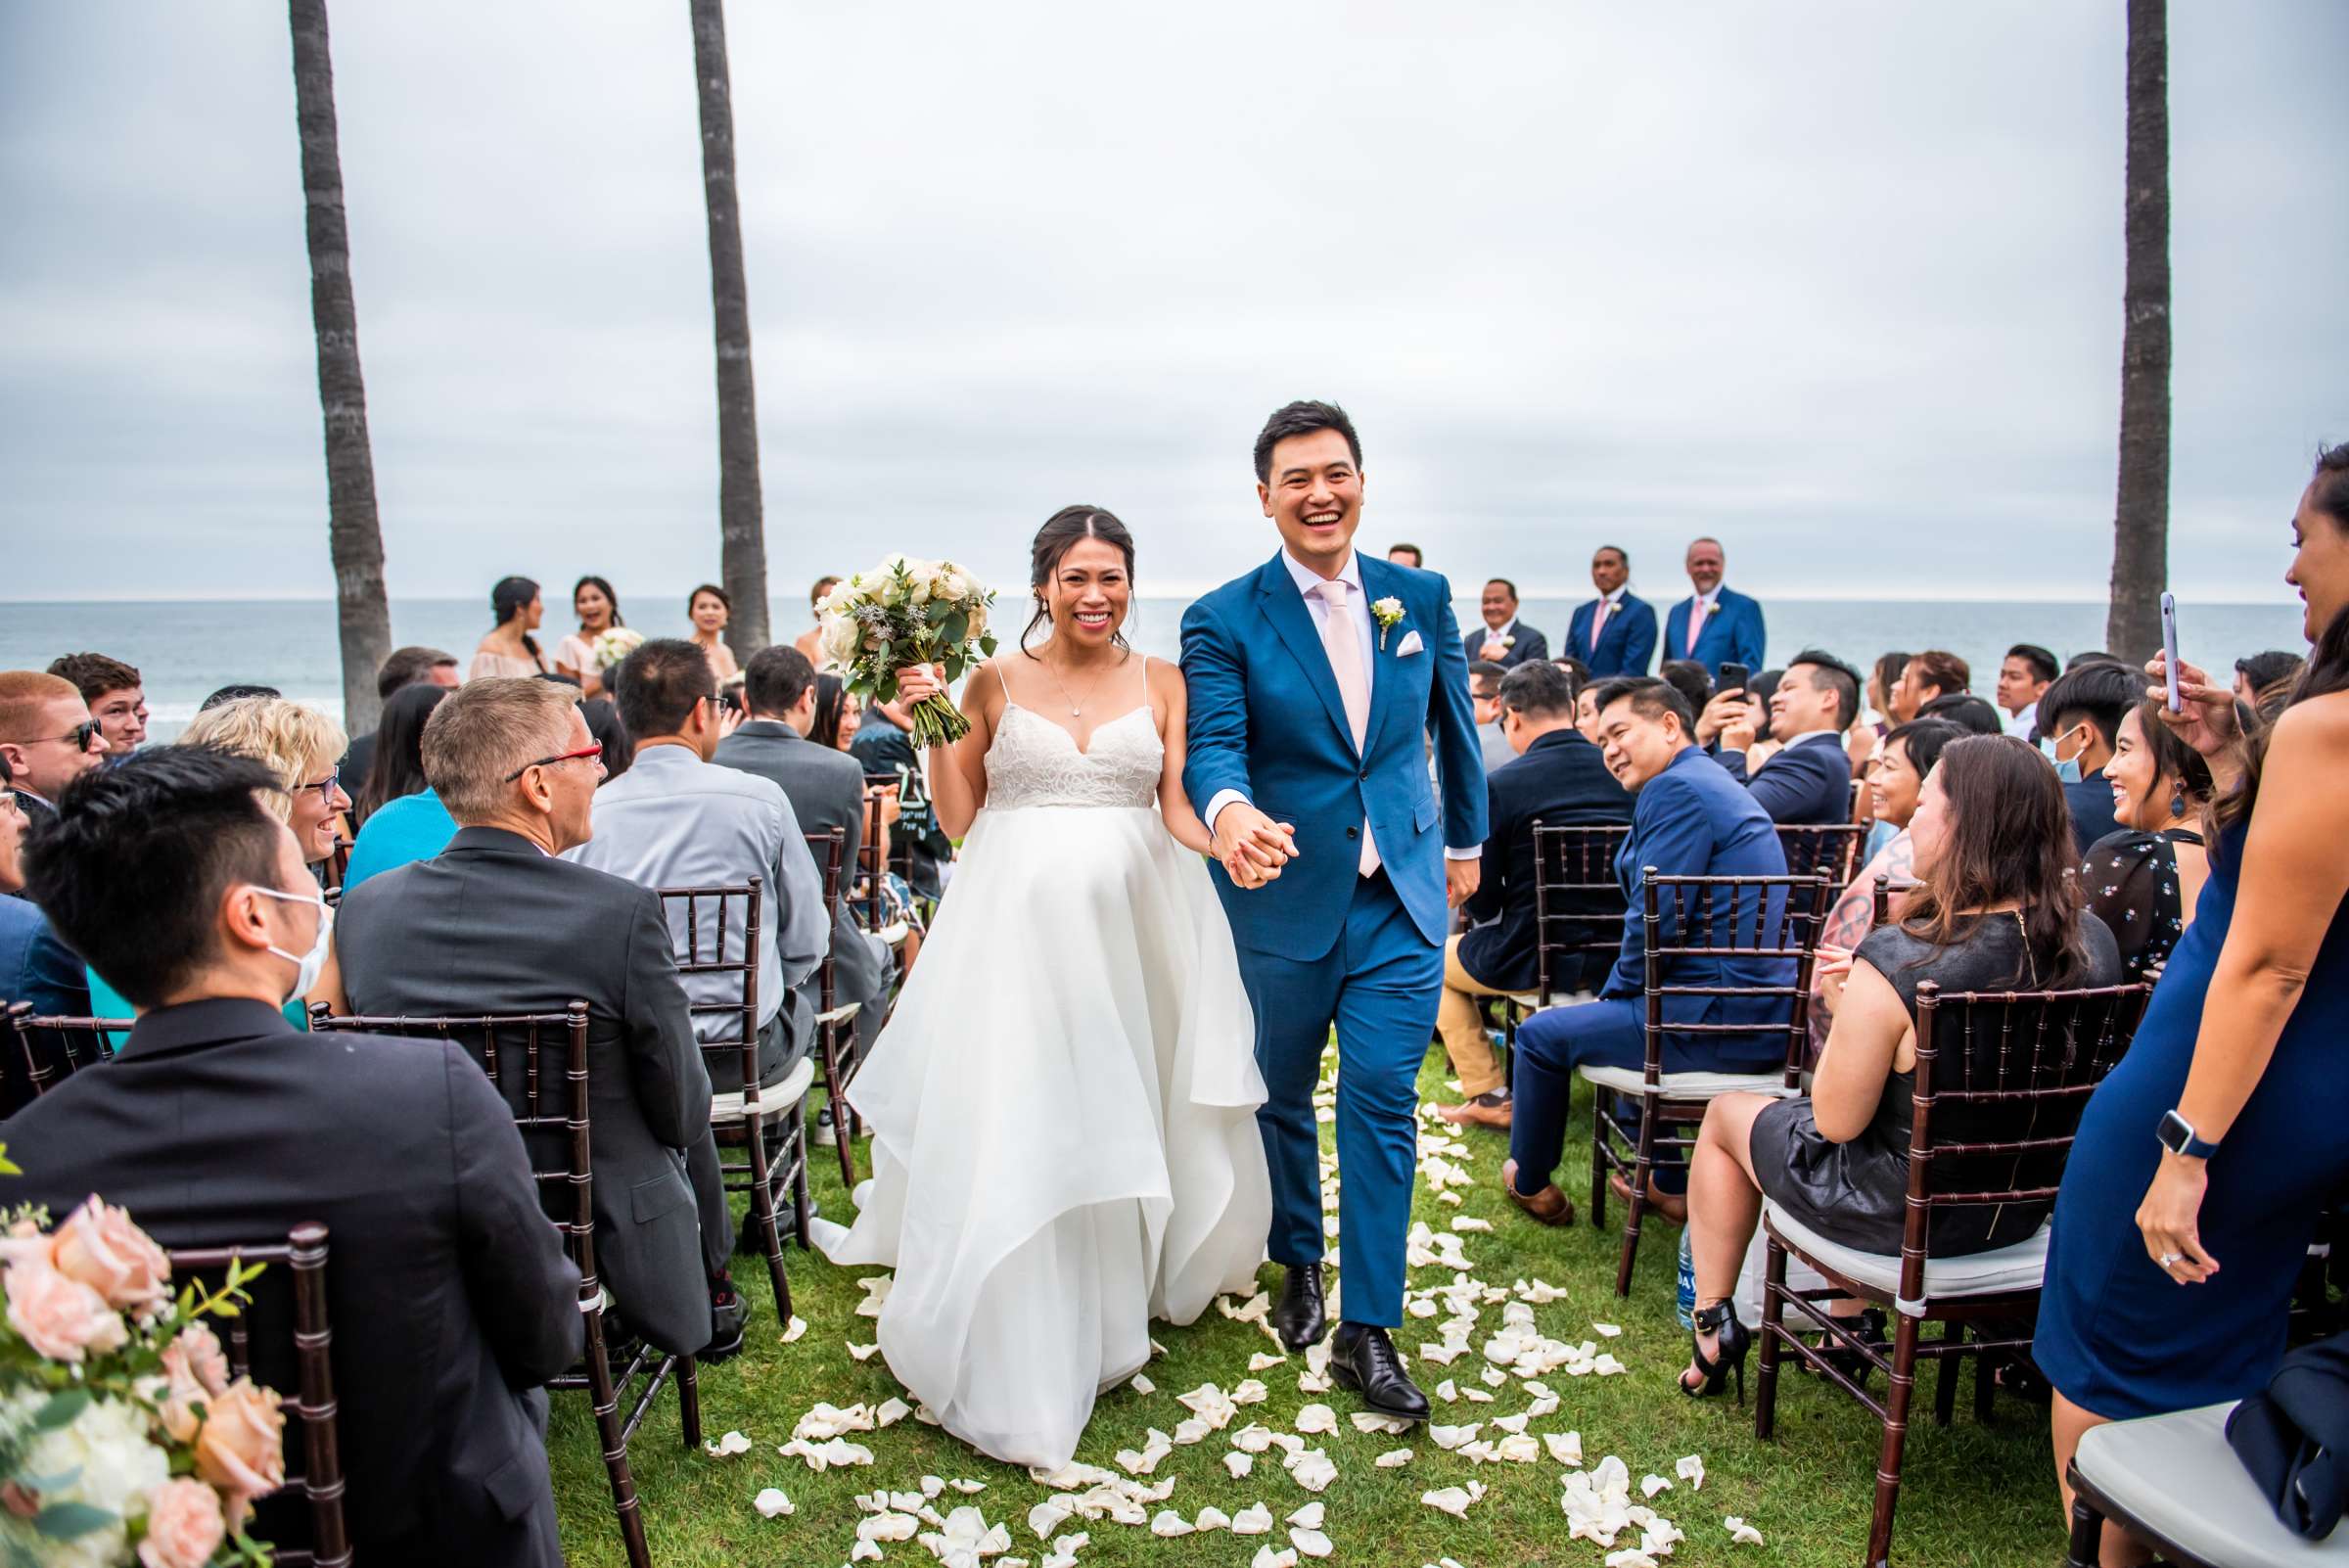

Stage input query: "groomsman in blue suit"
[
  {"left": 1184, "top": 401, "right": 1487, "bottom": 1423},
  {"left": 1464, "top": 578, "right": 1548, "bottom": 669},
  {"left": 1662, "top": 536, "right": 1767, "bottom": 678},
  {"left": 1565, "top": 544, "right": 1658, "bottom": 677}
]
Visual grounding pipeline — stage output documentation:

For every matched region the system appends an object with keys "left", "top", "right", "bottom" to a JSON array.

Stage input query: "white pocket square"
[{"left": 1395, "top": 630, "right": 1425, "bottom": 657}]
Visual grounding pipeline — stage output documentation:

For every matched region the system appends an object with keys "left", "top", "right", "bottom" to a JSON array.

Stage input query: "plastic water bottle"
[{"left": 1675, "top": 1229, "right": 1696, "bottom": 1330}]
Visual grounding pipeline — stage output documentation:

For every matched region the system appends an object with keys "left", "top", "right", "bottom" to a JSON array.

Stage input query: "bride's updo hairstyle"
[{"left": 1022, "top": 505, "right": 1138, "bottom": 657}]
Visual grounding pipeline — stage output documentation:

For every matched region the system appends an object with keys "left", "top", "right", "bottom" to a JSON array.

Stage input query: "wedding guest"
[
  {"left": 850, "top": 691, "right": 951, "bottom": 901},
  {"left": 1887, "top": 648, "right": 1968, "bottom": 723},
  {"left": 45, "top": 652, "right": 146, "bottom": 755},
  {"left": 1659, "top": 658, "right": 1713, "bottom": 719},
  {"left": 0, "top": 669, "right": 108, "bottom": 830},
  {"left": 569, "top": 639, "right": 826, "bottom": 1099},
  {"left": 552, "top": 574, "right": 624, "bottom": 698},
  {"left": 201, "top": 683, "right": 280, "bottom": 710},
  {"left": 179, "top": 697, "right": 350, "bottom": 871},
  {"left": 1467, "top": 578, "right": 1548, "bottom": 669},
  {"left": 7, "top": 746, "right": 581, "bottom": 1566},
  {"left": 331, "top": 677, "right": 745, "bottom": 1361},
  {"left": 1915, "top": 692, "right": 2004, "bottom": 735},
  {"left": 340, "top": 645, "right": 460, "bottom": 795},
  {"left": 813, "top": 671, "right": 861, "bottom": 751},
  {"left": 1386, "top": 543, "right": 1425, "bottom": 569},
  {"left": 795, "top": 576, "right": 842, "bottom": 666},
  {"left": 2082, "top": 698, "right": 2215, "bottom": 981},
  {"left": 1500, "top": 677, "right": 1791, "bottom": 1224},
  {"left": 688, "top": 583, "right": 742, "bottom": 684},
  {"left": 1998, "top": 642, "right": 2058, "bottom": 735},
  {"left": 470, "top": 576, "right": 548, "bottom": 680},
  {"left": 344, "top": 684, "right": 456, "bottom": 891},
  {"left": 1568, "top": 544, "right": 1658, "bottom": 678},
  {"left": 1852, "top": 652, "right": 1911, "bottom": 790},
  {"left": 1675, "top": 735, "right": 2120, "bottom": 1401},
  {"left": 2033, "top": 660, "right": 2139, "bottom": 853},
  {"left": 2233, "top": 649, "right": 2302, "bottom": 709},
  {"left": 0, "top": 754, "right": 89, "bottom": 1112},
  {"left": 1436, "top": 662, "right": 1633, "bottom": 1130},
  {"left": 1469, "top": 660, "right": 1515, "bottom": 773},
  {"left": 2042, "top": 442, "right": 2349, "bottom": 1561},
  {"left": 2067, "top": 649, "right": 2117, "bottom": 670},
  {"left": 1555, "top": 654, "right": 1591, "bottom": 687},
  {"left": 1708, "top": 650, "right": 1861, "bottom": 826},
  {"left": 1663, "top": 537, "right": 1766, "bottom": 678},
  {"left": 1574, "top": 682, "right": 1606, "bottom": 745}
]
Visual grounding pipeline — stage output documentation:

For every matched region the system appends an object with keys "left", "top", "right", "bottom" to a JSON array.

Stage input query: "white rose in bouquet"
[
  {"left": 590, "top": 626, "right": 646, "bottom": 671},
  {"left": 1, "top": 1391, "right": 168, "bottom": 1568}
]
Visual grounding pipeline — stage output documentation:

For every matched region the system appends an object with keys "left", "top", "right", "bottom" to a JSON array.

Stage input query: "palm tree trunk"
[
  {"left": 2106, "top": 0, "right": 2170, "bottom": 665},
  {"left": 288, "top": 0, "right": 392, "bottom": 735},
  {"left": 689, "top": 0, "right": 771, "bottom": 661}
]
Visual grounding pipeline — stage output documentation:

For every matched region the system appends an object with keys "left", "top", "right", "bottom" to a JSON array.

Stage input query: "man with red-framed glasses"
[{"left": 0, "top": 669, "right": 110, "bottom": 834}]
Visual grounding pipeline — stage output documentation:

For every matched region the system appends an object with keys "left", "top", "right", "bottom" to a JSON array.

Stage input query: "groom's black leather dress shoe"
[
  {"left": 1272, "top": 1263, "right": 1327, "bottom": 1352},
  {"left": 1330, "top": 1323, "right": 1431, "bottom": 1423}
]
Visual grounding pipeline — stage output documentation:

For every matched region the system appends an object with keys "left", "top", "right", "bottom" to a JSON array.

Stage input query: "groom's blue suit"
[{"left": 1182, "top": 550, "right": 1487, "bottom": 1327}]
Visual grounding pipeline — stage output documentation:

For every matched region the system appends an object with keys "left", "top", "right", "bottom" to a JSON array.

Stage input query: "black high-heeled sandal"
[
  {"left": 1801, "top": 1308, "right": 1887, "bottom": 1386},
  {"left": 1681, "top": 1300, "right": 1753, "bottom": 1406}
]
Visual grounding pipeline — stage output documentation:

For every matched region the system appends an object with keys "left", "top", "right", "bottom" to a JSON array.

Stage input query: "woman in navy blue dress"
[{"left": 2039, "top": 442, "right": 2349, "bottom": 1563}]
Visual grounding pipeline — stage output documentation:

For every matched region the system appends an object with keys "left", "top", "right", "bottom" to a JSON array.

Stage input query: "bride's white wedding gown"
[{"left": 822, "top": 673, "right": 1272, "bottom": 1470}]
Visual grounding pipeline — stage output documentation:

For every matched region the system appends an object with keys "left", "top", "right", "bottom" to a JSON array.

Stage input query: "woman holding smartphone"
[{"left": 2038, "top": 442, "right": 2349, "bottom": 1563}]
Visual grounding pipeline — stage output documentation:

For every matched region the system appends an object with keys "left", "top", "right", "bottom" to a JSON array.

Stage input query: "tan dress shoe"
[
  {"left": 1436, "top": 1095, "right": 1513, "bottom": 1130},
  {"left": 1500, "top": 1159, "right": 1576, "bottom": 1226}
]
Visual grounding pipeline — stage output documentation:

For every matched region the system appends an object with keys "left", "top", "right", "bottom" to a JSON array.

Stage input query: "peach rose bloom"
[
  {"left": 51, "top": 1197, "right": 171, "bottom": 1315},
  {"left": 155, "top": 1322, "right": 232, "bottom": 1444},
  {"left": 139, "top": 1477, "right": 226, "bottom": 1568},
  {"left": 3, "top": 1254, "right": 129, "bottom": 1361},
  {"left": 193, "top": 1378, "right": 285, "bottom": 1523}
]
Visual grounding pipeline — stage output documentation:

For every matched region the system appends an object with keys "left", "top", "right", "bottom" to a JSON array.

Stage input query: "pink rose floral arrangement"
[{"left": 0, "top": 1193, "right": 285, "bottom": 1568}]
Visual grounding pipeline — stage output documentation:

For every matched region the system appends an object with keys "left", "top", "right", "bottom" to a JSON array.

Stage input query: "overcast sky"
[{"left": 4, "top": 2, "right": 2344, "bottom": 610}]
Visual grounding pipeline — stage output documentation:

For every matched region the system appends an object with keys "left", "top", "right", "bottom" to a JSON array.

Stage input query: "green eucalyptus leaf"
[
  {"left": 29, "top": 1389, "right": 89, "bottom": 1431},
  {"left": 32, "top": 1500, "right": 115, "bottom": 1540}
]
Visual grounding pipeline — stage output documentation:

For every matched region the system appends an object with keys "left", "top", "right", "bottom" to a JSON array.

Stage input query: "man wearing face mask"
[
  {"left": 2030, "top": 662, "right": 2138, "bottom": 854},
  {"left": 5, "top": 747, "right": 582, "bottom": 1566}
]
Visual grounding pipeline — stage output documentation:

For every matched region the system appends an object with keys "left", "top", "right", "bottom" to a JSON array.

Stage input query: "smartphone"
[
  {"left": 1719, "top": 663, "right": 1751, "bottom": 697},
  {"left": 2159, "top": 593, "right": 2182, "bottom": 713}
]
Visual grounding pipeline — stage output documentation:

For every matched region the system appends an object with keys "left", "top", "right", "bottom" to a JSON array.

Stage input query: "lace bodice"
[{"left": 985, "top": 704, "right": 1164, "bottom": 811}]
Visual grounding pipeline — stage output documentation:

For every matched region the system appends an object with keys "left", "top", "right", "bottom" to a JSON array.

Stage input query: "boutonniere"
[{"left": 1371, "top": 597, "right": 1406, "bottom": 651}]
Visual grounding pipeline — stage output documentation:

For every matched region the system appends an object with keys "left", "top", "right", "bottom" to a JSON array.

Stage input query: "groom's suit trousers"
[{"left": 1238, "top": 866, "right": 1441, "bottom": 1328}]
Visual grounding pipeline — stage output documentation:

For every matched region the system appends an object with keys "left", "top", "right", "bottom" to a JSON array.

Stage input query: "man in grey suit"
[
  {"left": 714, "top": 646, "right": 894, "bottom": 1026},
  {"left": 334, "top": 677, "right": 746, "bottom": 1361}
]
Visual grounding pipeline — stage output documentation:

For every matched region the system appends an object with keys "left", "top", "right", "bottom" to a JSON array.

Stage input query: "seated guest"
[
  {"left": 0, "top": 670, "right": 109, "bottom": 830},
  {"left": 332, "top": 677, "right": 744, "bottom": 1360},
  {"left": 1385, "top": 542, "right": 1425, "bottom": 569},
  {"left": 1820, "top": 718, "right": 1967, "bottom": 953},
  {"left": 46, "top": 652, "right": 147, "bottom": 756},
  {"left": 1915, "top": 691, "right": 2004, "bottom": 735},
  {"left": 7, "top": 748, "right": 581, "bottom": 1564},
  {"left": 1852, "top": 651, "right": 1910, "bottom": 790},
  {"left": 1435, "top": 662, "right": 1634, "bottom": 1130},
  {"left": 1500, "top": 677, "right": 1792, "bottom": 1224},
  {"left": 1468, "top": 577, "right": 1549, "bottom": 669},
  {"left": 344, "top": 683, "right": 457, "bottom": 890},
  {"left": 201, "top": 683, "right": 280, "bottom": 710},
  {"left": 1674, "top": 734, "right": 2121, "bottom": 1398},
  {"left": 2233, "top": 649, "right": 2302, "bottom": 711},
  {"left": 1568, "top": 544, "right": 1657, "bottom": 677},
  {"left": 1887, "top": 648, "right": 1968, "bottom": 723},
  {"left": 2032, "top": 660, "right": 2140, "bottom": 853},
  {"left": 2082, "top": 698, "right": 2215, "bottom": 980},
  {"left": 813, "top": 672, "right": 860, "bottom": 751},
  {"left": 340, "top": 644, "right": 460, "bottom": 794},
  {"left": 2066, "top": 648, "right": 2116, "bottom": 670},
  {"left": 850, "top": 689, "right": 951, "bottom": 901},
  {"left": 1997, "top": 642, "right": 2058, "bottom": 735},
  {"left": 0, "top": 754, "right": 90, "bottom": 1111},
  {"left": 1657, "top": 658, "right": 1713, "bottom": 720},
  {"left": 1555, "top": 654, "right": 1591, "bottom": 688},
  {"left": 569, "top": 639, "right": 826, "bottom": 1092},
  {"left": 1704, "top": 650, "right": 1862, "bottom": 825},
  {"left": 1468, "top": 660, "right": 1515, "bottom": 772}
]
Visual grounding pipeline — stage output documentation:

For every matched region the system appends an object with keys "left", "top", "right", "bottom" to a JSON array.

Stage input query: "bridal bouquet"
[
  {"left": 589, "top": 626, "right": 646, "bottom": 671},
  {"left": 0, "top": 1195, "right": 285, "bottom": 1568},
  {"left": 819, "top": 556, "right": 997, "bottom": 747}
]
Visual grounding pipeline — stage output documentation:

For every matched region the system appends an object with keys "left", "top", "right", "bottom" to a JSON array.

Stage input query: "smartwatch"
[{"left": 2157, "top": 1109, "right": 2221, "bottom": 1160}]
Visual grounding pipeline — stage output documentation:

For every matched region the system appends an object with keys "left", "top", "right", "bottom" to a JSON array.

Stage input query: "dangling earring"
[{"left": 2169, "top": 790, "right": 2188, "bottom": 820}]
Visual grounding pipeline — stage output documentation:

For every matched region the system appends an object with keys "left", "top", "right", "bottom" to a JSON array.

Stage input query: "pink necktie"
[
  {"left": 1314, "top": 579, "right": 1379, "bottom": 876},
  {"left": 1685, "top": 599, "right": 1706, "bottom": 657},
  {"left": 1590, "top": 600, "right": 1610, "bottom": 656}
]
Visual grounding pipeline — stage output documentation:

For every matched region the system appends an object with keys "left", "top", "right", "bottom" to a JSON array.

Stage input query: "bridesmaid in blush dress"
[{"left": 2038, "top": 444, "right": 2349, "bottom": 1565}]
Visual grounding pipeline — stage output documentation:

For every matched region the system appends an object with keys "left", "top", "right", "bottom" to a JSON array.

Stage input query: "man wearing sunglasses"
[{"left": 0, "top": 670, "right": 110, "bottom": 832}]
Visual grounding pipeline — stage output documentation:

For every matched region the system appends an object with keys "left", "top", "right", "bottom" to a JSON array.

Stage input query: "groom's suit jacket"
[{"left": 1181, "top": 551, "right": 1487, "bottom": 957}]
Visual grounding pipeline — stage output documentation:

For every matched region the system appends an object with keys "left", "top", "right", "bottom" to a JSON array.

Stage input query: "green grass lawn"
[{"left": 548, "top": 1044, "right": 2067, "bottom": 1566}]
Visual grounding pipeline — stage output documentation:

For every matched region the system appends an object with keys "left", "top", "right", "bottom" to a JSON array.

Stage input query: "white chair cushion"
[
  {"left": 1764, "top": 1200, "right": 2050, "bottom": 1317},
  {"left": 712, "top": 1053, "right": 815, "bottom": 1126},
  {"left": 1578, "top": 1064, "right": 1791, "bottom": 1098},
  {"left": 2075, "top": 1402, "right": 2349, "bottom": 1567},
  {"left": 872, "top": 921, "right": 911, "bottom": 947}
]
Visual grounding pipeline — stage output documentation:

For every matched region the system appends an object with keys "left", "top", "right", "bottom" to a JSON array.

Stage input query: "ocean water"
[{"left": 0, "top": 595, "right": 2307, "bottom": 741}]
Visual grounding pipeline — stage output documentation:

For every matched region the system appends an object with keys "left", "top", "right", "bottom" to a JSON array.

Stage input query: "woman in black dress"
[
  {"left": 1674, "top": 734, "right": 2121, "bottom": 1397},
  {"left": 2081, "top": 697, "right": 2215, "bottom": 980}
]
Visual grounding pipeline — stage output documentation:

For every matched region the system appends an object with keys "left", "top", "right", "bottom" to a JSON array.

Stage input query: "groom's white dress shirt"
[{"left": 1204, "top": 549, "right": 1478, "bottom": 867}]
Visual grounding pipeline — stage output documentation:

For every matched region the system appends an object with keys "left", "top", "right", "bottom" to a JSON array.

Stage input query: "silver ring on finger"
[{"left": 2158, "top": 1252, "right": 2183, "bottom": 1267}]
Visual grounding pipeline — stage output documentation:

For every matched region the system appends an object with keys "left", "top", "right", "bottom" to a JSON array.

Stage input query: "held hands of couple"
[
  {"left": 2144, "top": 652, "right": 2239, "bottom": 760},
  {"left": 1213, "top": 802, "right": 1297, "bottom": 892}
]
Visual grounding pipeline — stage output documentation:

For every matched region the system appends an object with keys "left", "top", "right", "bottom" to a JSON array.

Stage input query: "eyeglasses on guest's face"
[
  {"left": 504, "top": 743, "right": 604, "bottom": 783},
  {"left": 0, "top": 790, "right": 21, "bottom": 817}
]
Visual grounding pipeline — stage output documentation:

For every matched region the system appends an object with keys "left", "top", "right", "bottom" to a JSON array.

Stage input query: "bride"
[{"left": 821, "top": 505, "right": 1275, "bottom": 1470}]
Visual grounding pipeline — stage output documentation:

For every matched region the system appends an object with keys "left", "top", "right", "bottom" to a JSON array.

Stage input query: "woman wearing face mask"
[
  {"left": 471, "top": 576, "right": 548, "bottom": 680},
  {"left": 2029, "top": 662, "right": 2141, "bottom": 855},
  {"left": 2079, "top": 698, "right": 2217, "bottom": 982},
  {"left": 552, "top": 575, "right": 623, "bottom": 698},
  {"left": 2040, "top": 442, "right": 2349, "bottom": 1565}
]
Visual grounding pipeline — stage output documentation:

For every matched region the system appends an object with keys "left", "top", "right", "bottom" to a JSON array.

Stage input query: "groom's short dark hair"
[{"left": 1254, "top": 400, "right": 1361, "bottom": 484}]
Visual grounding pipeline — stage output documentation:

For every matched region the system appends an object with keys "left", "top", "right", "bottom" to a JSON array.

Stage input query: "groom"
[{"left": 1181, "top": 400, "right": 1487, "bottom": 1421}]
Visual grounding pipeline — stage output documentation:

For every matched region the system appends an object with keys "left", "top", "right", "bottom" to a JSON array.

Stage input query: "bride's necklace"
[{"left": 1038, "top": 650, "right": 1121, "bottom": 718}]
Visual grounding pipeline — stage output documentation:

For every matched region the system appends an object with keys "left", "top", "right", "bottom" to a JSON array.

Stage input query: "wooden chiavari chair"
[
  {"left": 804, "top": 828, "right": 862, "bottom": 1189},
  {"left": 1494, "top": 823, "right": 1633, "bottom": 1077},
  {"left": 6, "top": 999, "right": 129, "bottom": 1104},
  {"left": 1754, "top": 978, "right": 2152, "bottom": 1568},
  {"left": 1777, "top": 820, "right": 1868, "bottom": 891}
]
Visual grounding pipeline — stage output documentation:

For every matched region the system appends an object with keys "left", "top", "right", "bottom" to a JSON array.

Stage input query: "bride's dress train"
[{"left": 822, "top": 693, "right": 1271, "bottom": 1469}]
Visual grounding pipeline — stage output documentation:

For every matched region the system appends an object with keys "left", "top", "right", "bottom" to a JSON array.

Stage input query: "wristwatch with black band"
[{"left": 2157, "top": 1109, "right": 2221, "bottom": 1160}]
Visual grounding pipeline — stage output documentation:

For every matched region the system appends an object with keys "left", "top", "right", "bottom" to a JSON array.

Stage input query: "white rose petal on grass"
[
  {"left": 1287, "top": 1503, "right": 1324, "bottom": 1531},
  {"left": 1249, "top": 1352, "right": 1288, "bottom": 1371},
  {"left": 859, "top": 1512, "right": 920, "bottom": 1542},
  {"left": 1429, "top": 1423, "right": 1481, "bottom": 1451},
  {"left": 1604, "top": 1552, "right": 1660, "bottom": 1568},
  {"left": 1285, "top": 1448, "right": 1338, "bottom": 1493},
  {"left": 1639, "top": 1473, "right": 1672, "bottom": 1499},
  {"left": 1291, "top": 1528, "right": 1334, "bottom": 1558},
  {"left": 950, "top": 1479, "right": 987, "bottom": 1495},
  {"left": 876, "top": 1398, "right": 912, "bottom": 1428},
  {"left": 705, "top": 1429, "right": 753, "bottom": 1457},
  {"left": 1173, "top": 1417, "right": 1214, "bottom": 1446},
  {"left": 1434, "top": 1378, "right": 1457, "bottom": 1403},
  {"left": 1518, "top": 1278, "right": 1568, "bottom": 1304},
  {"left": 1545, "top": 1431, "right": 1585, "bottom": 1466},
  {"left": 1593, "top": 1353, "right": 1629, "bottom": 1376},
  {"left": 1194, "top": 1506, "right": 1232, "bottom": 1533},
  {"left": 1451, "top": 1217, "right": 1493, "bottom": 1233},
  {"left": 848, "top": 1341, "right": 881, "bottom": 1361},
  {"left": 920, "top": 1475, "right": 946, "bottom": 1498},
  {"left": 1219, "top": 1292, "right": 1272, "bottom": 1325},
  {"left": 1676, "top": 1453, "right": 1706, "bottom": 1490},
  {"left": 1251, "top": 1548, "right": 1299, "bottom": 1568},
  {"left": 852, "top": 1541, "right": 885, "bottom": 1564},
  {"left": 1129, "top": 1373, "right": 1154, "bottom": 1396},
  {"left": 1375, "top": 1448, "right": 1414, "bottom": 1468},
  {"left": 1351, "top": 1410, "right": 1413, "bottom": 1436},
  {"left": 1726, "top": 1515, "right": 1766, "bottom": 1545},
  {"left": 1593, "top": 1321, "right": 1623, "bottom": 1338},
  {"left": 1294, "top": 1404, "right": 1338, "bottom": 1435},
  {"left": 1225, "top": 1453, "right": 1256, "bottom": 1480},
  {"left": 855, "top": 1274, "right": 894, "bottom": 1317},
  {"left": 1232, "top": 1423, "right": 1276, "bottom": 1453},
  {"left": 754, "top": 1487, "right": 794, "bottom": 1517},
  {"left": 1028, "top": 1501, "right": 1073, "bottom": 1540},
  {"left": 1150, "top": 1510, "right": 1196, "bottom": 1538},
  {"left": 1421, "top": 1482, "right": 1487, "bottom": 1518},
  {"left": 1496, "top": 1433, "right": 1543, "bottom": 1463},
  {"left": 1231, "top": 1502, "right": 1275, "bottom": 1536},
  {"left": 1232, "top": 1378, "right": 1271, "bottom": 1407},
  {"left": 780, "top": 1315, "right": 808, "bottom": 1343}
]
